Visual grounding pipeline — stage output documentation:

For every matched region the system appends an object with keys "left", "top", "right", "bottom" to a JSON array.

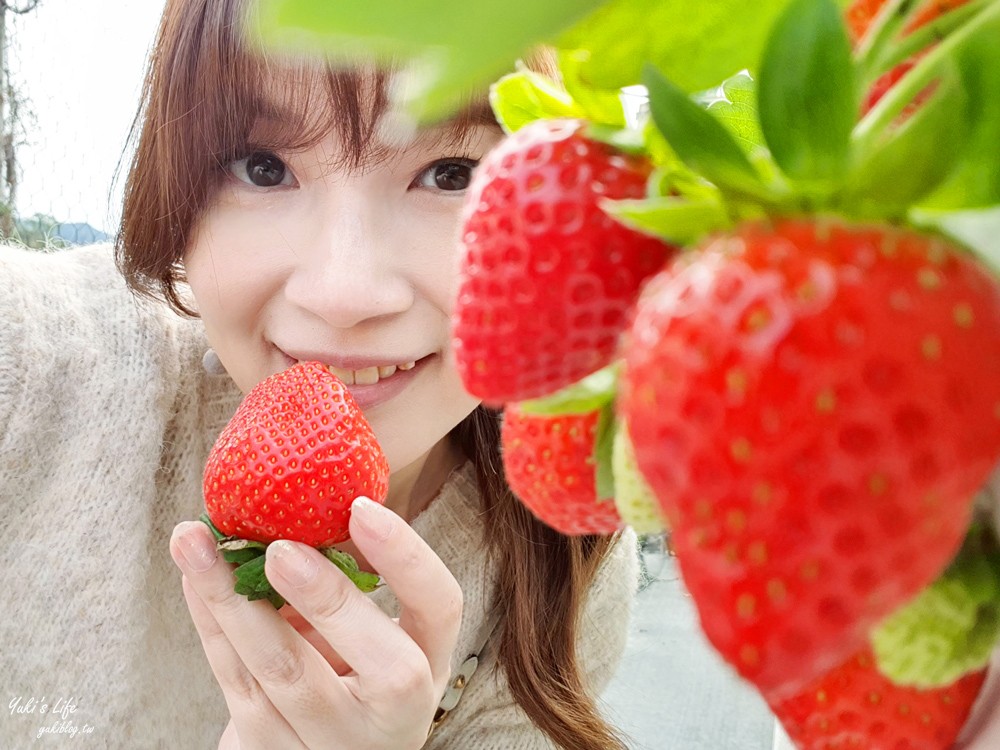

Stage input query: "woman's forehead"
[{"left": 246, "top": 65, "right": 499, "bottom": 157}]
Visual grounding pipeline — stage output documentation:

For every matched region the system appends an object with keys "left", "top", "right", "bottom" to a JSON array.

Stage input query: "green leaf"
[
  {"left": 218, "top": 538, "right": 270, "bottom": 565},
  {"left": 199, "top": 513, "right": 226, "bottom": 541},
  {"left": 320, "top": 548, "right": 383, "bottom": 593},
  {"left": 918, "top": 2, "right": 1000, "bottom": 209},
  {"left": 594, "top": 405, "right": 618, "bottom": 501},
  {"left": 233, "top": 556, "right": 287, "bottom": 610},
  {"left": 872, "top": 523, "right": 1000, "bottom": 687},
  {"left": 519, "top": 363, "right": 620, "bottom": 416},
  {"left": 585, "top": 123, "right": 647, "bottom": 155},
  {"left": 643, "top": 66, "right": 771, "bottom": 201},
  {"left": 490, "top": 68, "right": 584, "bottom": 134},
  {"left": 559, "top": 0, "right": 795, "bottom": 93},
  {"left": 757, "top": 0, "right": 856, "bottom": 183},
  {"left": 705, "top": 73, "right": 766, "bottom": 156},
  {"left": 249, "top": 0, "right": 607, "bottom": 123},
  {"left": 558, "top": 50, "right": 628, "bottom": 127},
  {"left": 602, "top": 196, "right": 730, "bottom": 246},
  {"left": 840, "top": 63, "right": 967, "bottom": 218}
]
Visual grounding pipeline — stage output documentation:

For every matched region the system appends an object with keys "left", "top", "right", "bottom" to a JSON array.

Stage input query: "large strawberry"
[
  {"left": 451, "top": 118, "right": 676, "bottom": 405},
  {"left": 501, "top": 403, "right": 623, "bottom": 535},
  {"left": 201, "top": 361, "right": 389, "bottom": 606},
  {"left": 620, "top": 219, "right": 1000, "bottom": 699},
  {"left": 770, "top": 644, "right": 987, "bottom": 750}
]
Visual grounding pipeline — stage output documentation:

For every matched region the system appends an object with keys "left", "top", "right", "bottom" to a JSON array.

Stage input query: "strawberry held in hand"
[
  {"left": 451, "top": 118, "right": 676, "bottom": 405},
  {"left": 201, "top": 361, "right": 389, "bottom": 606}
]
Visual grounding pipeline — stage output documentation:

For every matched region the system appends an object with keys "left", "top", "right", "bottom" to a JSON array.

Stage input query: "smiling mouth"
[{"left": 322, "top": 361, "right": 417, "bottom": 386}]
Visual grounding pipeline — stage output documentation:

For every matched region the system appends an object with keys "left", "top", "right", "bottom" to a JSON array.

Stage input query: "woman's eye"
[
  {"left": 228, "top": 151, "right": 295, "bottom": 188},
  {"left": 414, "top": 159, "right": 478, "bottom": 192}
]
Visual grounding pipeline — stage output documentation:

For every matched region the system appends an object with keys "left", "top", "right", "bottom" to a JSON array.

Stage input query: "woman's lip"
[
  {"left": 339, "top": 355, "right": 433, "bottom": 410},
  {"left": 278, "top": 348, "right": 429, "bottom": 372},
  {"left": 275, "top": 347, "right": 433, "bottom": 410}
]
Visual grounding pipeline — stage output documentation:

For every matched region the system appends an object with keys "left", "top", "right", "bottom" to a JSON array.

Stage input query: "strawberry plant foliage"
[
  {"left": 251, "top": 0, "right": 820, "bottom": 124},
  {"left": 248, "top": 0, "right": 607, "bottom": 123}
]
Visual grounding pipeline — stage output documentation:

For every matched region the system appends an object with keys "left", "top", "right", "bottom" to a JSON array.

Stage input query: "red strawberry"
[
  {"left": 501, "top": 404, "right": 623, "bottom": 535},
  {"left": 620, "top": 219, "right": 1000, "bottom": 699},
  {"left": 846, "top": 0, "right": 887, "bottom": 43},
  {"left": 203, "top": 361, "right": 390, "bottom": 549},
  {"left": 771, "top": 645, "right": 987, "bottom": 750},
  {"left": 451, "top": 118, "right": 676, "bottom": 406}
]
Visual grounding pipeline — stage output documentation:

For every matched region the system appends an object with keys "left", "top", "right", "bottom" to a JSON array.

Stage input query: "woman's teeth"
[{"left": 325, "top": 361, "right": 417, "bottom": 385}]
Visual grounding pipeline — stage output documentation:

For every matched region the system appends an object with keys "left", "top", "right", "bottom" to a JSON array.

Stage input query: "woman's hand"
[{"left": 169, "top": 497, "right": 463, "bottom": 750}]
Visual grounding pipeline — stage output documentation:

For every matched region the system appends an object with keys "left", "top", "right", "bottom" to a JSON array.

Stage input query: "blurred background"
[{"left": 1, "top": 0, "right": 161, "bottom": 247}]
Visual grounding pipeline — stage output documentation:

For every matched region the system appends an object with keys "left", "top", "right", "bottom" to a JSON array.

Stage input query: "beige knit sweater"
[{"left": 0, "top": 243, "right": 639, "bottom": 749}]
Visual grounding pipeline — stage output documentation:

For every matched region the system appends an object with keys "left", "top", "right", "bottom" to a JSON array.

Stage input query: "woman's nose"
[{"left": 284, "top": 213, "right": 415, "bottom": 329}]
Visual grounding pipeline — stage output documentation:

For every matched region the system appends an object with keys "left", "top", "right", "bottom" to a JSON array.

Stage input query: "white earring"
[{"left": 202, "top": 348, "right": 228, "bottom": 375}]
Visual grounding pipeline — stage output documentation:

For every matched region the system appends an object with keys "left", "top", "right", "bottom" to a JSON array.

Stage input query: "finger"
[
  {"left": 218, "top": 719, "right": 241, "bottom": 750},
  {"left": 348, "top": 497, "right": 464, "bottom": 693},
  {"left": 180, "top": 575, "right": 306, "bottom": 750},
  {"left": 278, "top": 606, "right": 351, "bottom": 675},
  {"left": 171, "top": 523, "right": 354, "bottom": 736},
  {"left": 263, "top": 535, "right": 437, "bottom": 714}
]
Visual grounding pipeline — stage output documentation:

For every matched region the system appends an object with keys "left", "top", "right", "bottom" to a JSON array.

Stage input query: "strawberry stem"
[
  {"left": 855, "top": 0, "right": 921, "bottom": 77},
  {"left": 196, "top": 514, "right": 382, "bottom": 607},
  {"left": 865, "top": 0, "right": 990, "bottom": 81},
  {"left": 854, "top": 0, "right": 1000, "bottom": 154}
]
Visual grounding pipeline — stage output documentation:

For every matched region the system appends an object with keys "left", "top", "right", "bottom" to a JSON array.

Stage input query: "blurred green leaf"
[
  {"left": 249, "top": 0, "right": 606, "bottom": 122},
  {"left": 644, "top": 66, "right": 771, "bottom": 201},
  {"left": 594, "top": 405, "right": 618, "bottom": 501},
  {"left": 705, "top": 73, "right": 766, "bottom": 155},
  {"left": 558, "top": 50, "right": 628, "bottom": 127},
  {"left": 603, "top": 196, "right": 730, "bottom": 245},
  {"left": 559, "top": 0, "right": 794, "bottom": 93},
  {"left": 841, "top": 63, "right": 967, "bottom": 218},
  {"left": 490, "top": 68, "right": 584, "bottom": 133},
  {"left": 919, "top": 2, "right": 1000, "bottom": 209},
  {"left": 519, "top": 364, "right": 620, "bottom": 416},
  {"left": 757, "top": 0, "right": 856, "bottom": 183}
]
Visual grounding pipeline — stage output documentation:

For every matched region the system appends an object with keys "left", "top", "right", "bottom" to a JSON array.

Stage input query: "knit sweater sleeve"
[{"left": 0, "top": 244, "right": 180, "bottom": 458}]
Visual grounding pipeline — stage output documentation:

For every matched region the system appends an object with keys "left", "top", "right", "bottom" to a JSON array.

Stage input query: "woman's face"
[{"left": 184, "top": 98, "right": 500, "bottom": 480}]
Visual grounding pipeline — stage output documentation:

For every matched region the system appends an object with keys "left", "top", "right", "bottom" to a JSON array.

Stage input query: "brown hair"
[{"left": 116, "top": 1, "right": 629, "bottom": 748}]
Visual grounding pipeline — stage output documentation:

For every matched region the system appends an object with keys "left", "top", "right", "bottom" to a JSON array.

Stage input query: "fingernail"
[
  {"left": 351, "top": 497, "right": 394, "bottom": 541},
  {"left": 268, "top": 540, "right": 318, "bottom": 587},
  {"left": 173, "top": 522, "right": 218, "bottom": 572}
]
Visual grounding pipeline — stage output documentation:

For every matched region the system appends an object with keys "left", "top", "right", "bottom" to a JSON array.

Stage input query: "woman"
[{"left": 0, "top": 0, "right": 638, "bottom": 747}]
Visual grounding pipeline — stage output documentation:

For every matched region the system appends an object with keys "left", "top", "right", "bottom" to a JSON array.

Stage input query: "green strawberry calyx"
[
  {"left": 871, "top": 518, "right": 1000, "bottom": 688},
  {"left": 648, "top": 0, "right": 998, "bottom": 228},
  {"left": 516, "top": 363, "right": 622, "bottom": 502},
  {"left": 199, "top": 514, "right": 383, "bottom": 610}
]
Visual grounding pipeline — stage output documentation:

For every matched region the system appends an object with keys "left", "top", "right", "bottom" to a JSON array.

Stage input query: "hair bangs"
[{"left": 117, "top": 0, "right": 554, "bottom": 314}]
